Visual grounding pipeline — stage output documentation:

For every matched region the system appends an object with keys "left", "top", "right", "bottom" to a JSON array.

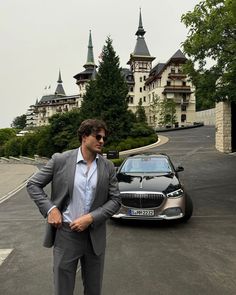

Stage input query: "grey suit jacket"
[{"left": 27, "top": 148, "right": 121, "bottom": 255}]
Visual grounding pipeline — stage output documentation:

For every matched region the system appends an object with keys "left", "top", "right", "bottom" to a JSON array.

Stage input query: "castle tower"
[
  {"left": 73, "top": 30, "right": 97, "bottom": 97},
  {"left": 55, "top": 70, "right": 66, "bottom": 96},
  {"left": 127, "top": 9, "right": 155, "bottom": 111}
]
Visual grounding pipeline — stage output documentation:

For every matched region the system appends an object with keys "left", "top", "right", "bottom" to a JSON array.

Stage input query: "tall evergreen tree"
[
  {"left": 80, "top": 36, "right": 134, "bottom": 142},
  {"left": 136, "top": 98, "right": 147, "bottom": 123}
]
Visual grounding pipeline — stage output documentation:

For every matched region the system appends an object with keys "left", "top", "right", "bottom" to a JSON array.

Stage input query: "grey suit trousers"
[{"left": 53, "top": 223, "right": 105, "bottom": 295}]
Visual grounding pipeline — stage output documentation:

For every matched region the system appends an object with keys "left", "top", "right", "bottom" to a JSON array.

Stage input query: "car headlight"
[{"left": 167, "top": 189, "right": 183, "bottom": 198}]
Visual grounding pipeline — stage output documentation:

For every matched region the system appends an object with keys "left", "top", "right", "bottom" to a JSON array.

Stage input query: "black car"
[{"left": 113, "top": 154, "right": 193, "bottom": 222}]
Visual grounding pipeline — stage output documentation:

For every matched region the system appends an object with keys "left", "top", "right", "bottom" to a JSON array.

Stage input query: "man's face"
[{"left": 82, "top": 129, "right": 106, "bottom": 154}]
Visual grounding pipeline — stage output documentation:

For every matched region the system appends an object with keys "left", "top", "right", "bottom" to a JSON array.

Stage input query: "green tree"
[
  {"left": 80, "top": 36, "right": 134, "bottom": 143},
  {"left": 4, "top": 137, "right": 23, "bottom": 157},
  {"left": 0, "top": 128, "right": 16, "bottom": 146},
  {"left": 157, "top": 99, "right": 177, "bottom": 127},
  {"left": 49, "top": 110, "right": 82, "bottom": 153},
  {"left": 181, "top": 0, "right": 236, "bottom": 103},
  {"left": 149, "top": 95, "right": 160, "bottom": 127},
  {"left": 12, "top": 114, "right": 26, "bottom": 129},
  {"left": 135, "top": 98, "right": 147, "bottom": 123},
  {"left": 0, "top": 128, "right": 17, "bottom": 156}
]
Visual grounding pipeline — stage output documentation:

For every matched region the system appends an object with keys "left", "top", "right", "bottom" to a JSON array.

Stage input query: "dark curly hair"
[{"left": 77, "top": 119, "right": 108, "bottom": 142}]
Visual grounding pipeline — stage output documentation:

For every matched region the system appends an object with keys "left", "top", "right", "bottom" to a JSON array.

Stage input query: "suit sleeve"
[
  {"left": 26, "top": 154, "right": 57, "bottom": 218},
  {"left": 90, "top": 160, "right": 121, "bottom": 227}
]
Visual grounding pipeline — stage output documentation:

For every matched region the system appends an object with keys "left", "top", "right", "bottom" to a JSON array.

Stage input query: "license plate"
[{"left": 129, "top": 209, "right": 155, "bottom": 216}]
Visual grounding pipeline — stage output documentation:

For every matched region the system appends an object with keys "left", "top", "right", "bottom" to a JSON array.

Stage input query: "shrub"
[
  {"left": 4, "top": 137, "right": 23, "bottom": 157},
  {"left": 109, "top": 158, "right": 125, "bottom": 167}
]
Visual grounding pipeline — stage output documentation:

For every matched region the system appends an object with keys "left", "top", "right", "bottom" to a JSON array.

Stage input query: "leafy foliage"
[
  {"left": 181, "top": 0, "right": 236, "bottom": 104},
  {"left": 0, "top": 128, "right": 16, "bottom": 146},
  {"left": 12, "top": 114, "right": 26, "bottom": 129},
  {"left": 157, "top": 99, "right": 177, "bottom": 127}
]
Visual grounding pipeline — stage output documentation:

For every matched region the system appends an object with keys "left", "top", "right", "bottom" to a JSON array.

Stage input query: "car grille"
[{"left": 121, "top": 192, "right": 165, "bottom": 208}]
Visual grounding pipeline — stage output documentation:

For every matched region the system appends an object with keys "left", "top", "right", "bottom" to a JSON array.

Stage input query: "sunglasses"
[{"left": 92, "top": 134, "right": 107, "bottom": 142}]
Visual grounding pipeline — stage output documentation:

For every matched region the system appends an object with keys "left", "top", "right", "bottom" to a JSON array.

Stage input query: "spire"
[
  {"left": 55, "top": 70, "right": 66, "bottom": 96},
  {"left": 133, "top": 9, "right": 151, "bottom": 56},
  {"left": 136, "top": 8, "right": 146, "bottom": 37},
  {"left": 57, "top": 70, "right": 62, "bottom": 83},
  {"left": 84, "top": 30, "right": 95, "bottom": 68},
  {"left": 127, "top": 9, "right": 155, "bottom": 65}
]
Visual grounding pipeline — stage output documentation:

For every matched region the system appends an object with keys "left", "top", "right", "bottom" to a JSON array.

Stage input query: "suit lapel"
[
  {"left": 67, "top": 148, "right": 79, "bottom": 199},
  {"left": 90, "top": 155, "right": 105, "bottom": 210},
  {"left": 97, "top": 156, "right": 105, "bottom": 188}
]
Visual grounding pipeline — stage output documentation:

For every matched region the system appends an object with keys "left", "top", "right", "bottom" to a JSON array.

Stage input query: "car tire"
[{"left": 182, "top": 193, "right": 193, "bottom": 222}]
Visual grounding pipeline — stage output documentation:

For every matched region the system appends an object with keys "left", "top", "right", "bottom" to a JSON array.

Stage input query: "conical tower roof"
[
  {"left": 84, "top": 30, "right": 96, "bottom": 68},
  {"left": 55, "top": 70, "right": 66, "bottom": 96},
  {"left": 133, "top": 8, "right": 151, "bottom": 57}
]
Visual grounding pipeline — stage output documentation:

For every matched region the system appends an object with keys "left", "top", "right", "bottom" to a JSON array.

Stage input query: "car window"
[{"left": 121, "top": 157, "right": 172, "bottom": 173}]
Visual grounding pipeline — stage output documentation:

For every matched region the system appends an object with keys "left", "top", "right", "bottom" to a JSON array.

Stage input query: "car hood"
[{"left": 117, "top": 172, "right": 181, "bottom": 194}]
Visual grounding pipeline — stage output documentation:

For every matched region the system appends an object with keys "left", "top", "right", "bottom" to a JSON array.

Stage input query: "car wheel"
[{"left": 182, "top": 193, "right": 193, "bottom": 222}]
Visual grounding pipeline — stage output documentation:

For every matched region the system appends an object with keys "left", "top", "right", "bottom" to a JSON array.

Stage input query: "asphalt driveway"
[{"left": 0, "top": 126, "right": 236, "bottom": 295}]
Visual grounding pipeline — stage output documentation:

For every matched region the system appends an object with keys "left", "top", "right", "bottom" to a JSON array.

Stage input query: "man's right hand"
[{"left": 47, "top": 207, "right": 62, "bottom": 228}]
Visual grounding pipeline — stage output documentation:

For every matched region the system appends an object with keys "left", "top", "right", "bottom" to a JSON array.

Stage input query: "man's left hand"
[{"left": 70, "top": 214, "right": 93, "bottom": 232}]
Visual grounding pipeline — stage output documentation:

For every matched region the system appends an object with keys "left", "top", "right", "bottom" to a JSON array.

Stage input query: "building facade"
[
  {"left": 26, "top": 71, "right": 81, "bottom": 127},
  {"left": 26, "top": 10, "right": 196, "bottom": 129}
]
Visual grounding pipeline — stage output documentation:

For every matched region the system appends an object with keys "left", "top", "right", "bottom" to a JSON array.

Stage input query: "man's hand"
[
  {"left": 70, "top": 214, "right": 93, "bottom": 232},
  {"left": 47, "top": 207, "right": 62, "bottom": 228}
]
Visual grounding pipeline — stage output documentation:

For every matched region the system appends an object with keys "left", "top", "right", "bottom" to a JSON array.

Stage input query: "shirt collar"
[{"left": 77, "top": 147, "right": 99, "bottom": 164}]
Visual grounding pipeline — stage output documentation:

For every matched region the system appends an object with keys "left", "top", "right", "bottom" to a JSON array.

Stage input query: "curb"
[
  {"left": 0, "top": 170, "right": 37, "bottom": 205},
  {"left": 119, "top": 135, "right": 169, "bottom": 156}
]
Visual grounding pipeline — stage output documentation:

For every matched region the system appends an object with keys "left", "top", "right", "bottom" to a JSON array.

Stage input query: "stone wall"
[
  {"left": 215, "top": 101, "right": 232, "bottom": 153},
  {"left": 196, "top": 108, "right": 215, "bottom": 125}
]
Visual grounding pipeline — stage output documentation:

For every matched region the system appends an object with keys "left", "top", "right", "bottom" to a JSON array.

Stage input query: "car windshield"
[{"left": 120, "top": 157, "right": 173, "bottom": 173}]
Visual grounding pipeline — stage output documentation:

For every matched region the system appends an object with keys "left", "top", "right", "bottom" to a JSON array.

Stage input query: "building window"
[
  {"left": 143, "top": 86, "right": 146, "bottom": 91},
  {"left": 130, "top": 86, "right": 133, "bottom": 92},
  {"left": 128, "top": 96, "right": 134, "bottom": 104},
  {"left": 144, "top": 75, "right": 146, "bottom": 81},
  {"left": 182, "top": 81, "right": 186, "bottom": 86},
  {"left": 140, "top": 87, "right": 142, "bottom": 92},
  {"left": 171, "top": 67, "right": 175, "bottom": 73},
  {"left": 143, "top": 96, "right": 146, "bottom": 102},
  {"left": 181, "top": 105, "right": 187, "bottom": 112},
  {"left": 140, "top": 77, "right": 142, "bottom": 82},
  {"left": 181, "top": 114, "right": 186, "bottom": 122},
  {"left": 167, "top": 81, "right": 171, "bottom": 86},
  {"left": 140, "top": 98, "right": 142, "bottom": 103}
]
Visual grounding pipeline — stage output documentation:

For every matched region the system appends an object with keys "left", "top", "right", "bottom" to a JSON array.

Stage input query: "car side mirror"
[{"left": 176, "top": 166, "right": 184, "bottom": 172}]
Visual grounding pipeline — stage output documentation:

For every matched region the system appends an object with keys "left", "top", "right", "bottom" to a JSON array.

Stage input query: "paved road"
[{"left": 0, "top": 126, "right": 236, "bottom": 295}]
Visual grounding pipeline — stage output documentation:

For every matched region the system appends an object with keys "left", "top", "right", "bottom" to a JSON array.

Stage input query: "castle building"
[
  {"left": 26, "top": 10, "right": 195, "bottom": 129},
  {"left": 26, "top": 71, "right": 81, "bottom": 127},
  {"left": 125, "top": 9, "right": 195, "bottom": 128}
]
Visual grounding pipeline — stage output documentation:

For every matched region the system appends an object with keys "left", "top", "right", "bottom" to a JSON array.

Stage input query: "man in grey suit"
[{"left": 27, "top": 119, "right": 121, "bottom": 295}]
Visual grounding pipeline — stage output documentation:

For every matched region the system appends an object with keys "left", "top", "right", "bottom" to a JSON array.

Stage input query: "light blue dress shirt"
[{"left": 63, "top": 148, "right": 98, "bottom": 223}]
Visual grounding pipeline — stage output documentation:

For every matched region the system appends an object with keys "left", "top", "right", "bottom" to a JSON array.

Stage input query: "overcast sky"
[{"left": 0, "top": 0, "right": 201, "bottom": 128}]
